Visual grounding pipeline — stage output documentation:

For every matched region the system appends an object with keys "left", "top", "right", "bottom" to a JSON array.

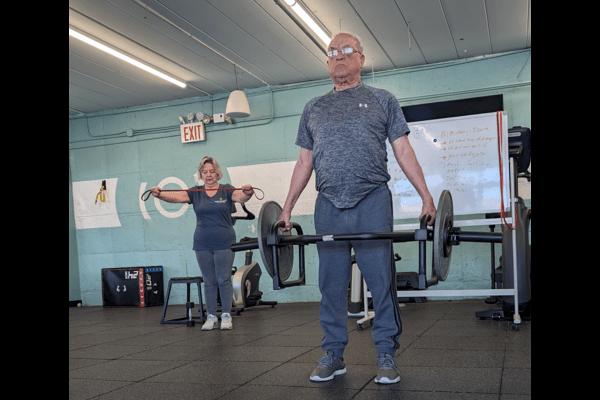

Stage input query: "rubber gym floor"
[{"left": 69, "top": 299, "right": 531, "bottom": 399}]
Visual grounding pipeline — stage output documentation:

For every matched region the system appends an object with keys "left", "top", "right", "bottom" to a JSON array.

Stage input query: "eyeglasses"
[{"left": 327, "top": 47, "right": 360, "bottom": 58}]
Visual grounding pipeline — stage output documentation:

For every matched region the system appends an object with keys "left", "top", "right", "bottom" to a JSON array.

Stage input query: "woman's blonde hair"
[{"left": 198, "top": 156, "right": 223, "bottom": 180}]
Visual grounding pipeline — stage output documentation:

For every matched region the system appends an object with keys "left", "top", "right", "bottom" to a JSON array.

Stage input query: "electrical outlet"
[{"left": 213, "top": 113, "right": 225, "bottom": 123}]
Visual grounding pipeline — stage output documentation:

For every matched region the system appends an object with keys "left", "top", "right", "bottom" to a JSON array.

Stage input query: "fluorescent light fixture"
[
  {"left": 69, "top": 28, "right": 186, "bottom": 88},
  {"left": 283, "top": 0, "right": 330, "bottom": 46}
]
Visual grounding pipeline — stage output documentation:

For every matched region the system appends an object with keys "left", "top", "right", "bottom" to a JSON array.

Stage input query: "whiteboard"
[{"left": 386, "top": 112, "right": 510, "bottom": 219}]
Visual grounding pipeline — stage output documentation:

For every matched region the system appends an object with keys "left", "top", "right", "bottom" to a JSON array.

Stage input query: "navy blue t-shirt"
[{"left": 187, "top": 184, "right": 236, "bottom": 251}]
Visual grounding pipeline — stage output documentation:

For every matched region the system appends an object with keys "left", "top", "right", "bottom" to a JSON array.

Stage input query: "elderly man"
[{"left": 278, "top": 32, "right": 436, "bottom": 384}]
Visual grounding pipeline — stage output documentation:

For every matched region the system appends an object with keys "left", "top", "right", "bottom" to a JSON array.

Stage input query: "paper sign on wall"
[{"left": 72, "top": 178, "right": 121, "bottom": 229}]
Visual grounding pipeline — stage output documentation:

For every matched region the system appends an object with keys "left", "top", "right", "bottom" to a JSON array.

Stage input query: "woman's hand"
[
  {"left": 241, "top": 184, "right": 254, "bottom": 197},
  {"left": 233, "top": 184, "right": 254, "bottom": 203},
  {"left": 150, "top": 186, "right": 161, "bottom": 198}
]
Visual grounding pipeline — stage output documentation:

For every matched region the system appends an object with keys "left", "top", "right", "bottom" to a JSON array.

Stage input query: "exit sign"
[{"left": 180, "top": 122, "right": 206, "bottom": 143}]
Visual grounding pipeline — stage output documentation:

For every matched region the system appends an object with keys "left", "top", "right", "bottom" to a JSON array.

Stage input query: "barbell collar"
[
  {"left": 448, "top": 227, "right": 461, "bottom": 246},
  {"left": 414, "top": 229, "right": 431, "bottom": 241},
  {"left": 415, "top": 214, "right": 433, "bottom": 241}
]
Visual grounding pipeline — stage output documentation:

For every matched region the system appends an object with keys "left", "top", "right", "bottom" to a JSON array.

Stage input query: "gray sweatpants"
[
  {"left": 315, "top": 184, "right": 402, "bottom": 359},
  {"left": 195, "top": 249, "right": 235, "bottom": 315}
]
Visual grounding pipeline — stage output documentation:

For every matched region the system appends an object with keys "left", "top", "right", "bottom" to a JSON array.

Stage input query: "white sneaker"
[
  {"left": 220, "top": 313, "right": 233, "bottom": 330},
  {"left": 202, "top": 314, "right": 218, "bottom": 331}
]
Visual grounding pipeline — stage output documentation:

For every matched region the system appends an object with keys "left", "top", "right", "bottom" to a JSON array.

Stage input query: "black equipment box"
[{"left": 101, "top": 267, "right": 164, "bottom": 307}]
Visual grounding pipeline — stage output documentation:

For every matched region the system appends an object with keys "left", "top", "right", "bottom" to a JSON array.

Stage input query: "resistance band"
[
  {"left": 496, "top": 111, "right": 518, "bottom": 230},
  {"left": 141, "top": 186, "right": 264, "bottom": 201}
]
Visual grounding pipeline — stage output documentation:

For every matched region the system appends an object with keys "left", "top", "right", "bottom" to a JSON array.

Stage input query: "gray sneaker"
[
  {"left": 374, "top": 353, "right": 401, "bottom": 384},
  {"left": 309, "top": 351, "right": 346, "bottom": 382}
]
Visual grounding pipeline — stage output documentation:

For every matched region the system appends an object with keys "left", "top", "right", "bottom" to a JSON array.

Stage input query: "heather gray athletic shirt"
[{"left": 295, "top": 83, "right": 410, "bottom": 208}]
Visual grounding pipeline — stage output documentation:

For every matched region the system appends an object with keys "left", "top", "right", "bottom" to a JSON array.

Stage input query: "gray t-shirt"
[
  {"left": 295, "top": 83, "right": 409, "bottom": 208},
  {"left": 187, "top": 184, "right": 236, "bottom": 251}
]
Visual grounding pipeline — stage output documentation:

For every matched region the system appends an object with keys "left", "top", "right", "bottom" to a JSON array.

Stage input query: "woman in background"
[{"left": 150, "top": 156, "right": 254, "bottom": 330}]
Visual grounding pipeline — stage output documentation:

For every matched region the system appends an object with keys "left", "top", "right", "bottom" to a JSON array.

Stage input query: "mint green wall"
[{"left": 69, "top": 50, "right": 531, "bottom": 306}]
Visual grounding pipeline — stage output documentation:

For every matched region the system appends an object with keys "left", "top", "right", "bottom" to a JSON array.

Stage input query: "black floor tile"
[
  {"left": 69, "top": 378, "right": 130, "bottom": 399},
  {"left": 354, "top": 390, "right": 499, "bottom": 400},
  {"left": 501, "top": 368, "right": 531, "bottom": 395},
  {"left": 94, "top": 382, "right": 239, "bottom": 400},
  {"left": 410, "top": 335, "right": 507, "bottom": 351},
  {"left": 146, "top": 360, "right": 280, "bottom": 385},
  {"left": 362, "top": 366, "right": 503, "bottom": 394},
  {"left": 69, "top": 359, "right": 188, "bottom": 382},
  {"left": 227, "top": 384, "right": 359, "bottom": 400},
  {"left": 69, "top": 344, "right": 154, "bottom": 360},
  {"left": 397, "top": 348, "right": 505, "bottom": 368}
]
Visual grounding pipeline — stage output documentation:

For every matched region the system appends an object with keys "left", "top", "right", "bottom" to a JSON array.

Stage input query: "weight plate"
[
  {"left": 256, "top": 201, "right": 294, "bottom": 281},
  {"left": 432, "top": 190, "right": 453, "bottom": 281}
]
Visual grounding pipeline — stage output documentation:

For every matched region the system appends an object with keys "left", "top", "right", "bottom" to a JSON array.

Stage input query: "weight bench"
[{"left": 160, "top": 276, "right": 205, "bottom": 326}]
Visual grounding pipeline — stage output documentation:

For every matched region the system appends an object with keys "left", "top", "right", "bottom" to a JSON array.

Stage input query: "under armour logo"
[{"left": 359, "top": 103, "right": 368, "bottom": 108}]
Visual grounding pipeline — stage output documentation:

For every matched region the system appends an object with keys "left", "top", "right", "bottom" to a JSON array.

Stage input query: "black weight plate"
[
  {"left": 433, "top": 190, "right": 453, "bottom": 281},
  {"left": 257, "top": 201, "right": 294, "bottom": 281}
]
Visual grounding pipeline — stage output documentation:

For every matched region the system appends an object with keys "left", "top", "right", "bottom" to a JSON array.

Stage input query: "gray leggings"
[{"left": 195, "top": 249, "right": 235, "bottom": 315}]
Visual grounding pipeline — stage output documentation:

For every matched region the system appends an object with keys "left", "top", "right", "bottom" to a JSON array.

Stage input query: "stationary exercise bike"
[{"left": 232, "top": 247, "right": 277, "bottom": 310}]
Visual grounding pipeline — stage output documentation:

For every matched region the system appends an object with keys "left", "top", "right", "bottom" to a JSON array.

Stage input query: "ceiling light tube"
[
  {"left": 283, "top": 0, "right": 330, "bottom": 46},
  {"left": 69, "top": 28, "right": 186, "bottom": 88}
]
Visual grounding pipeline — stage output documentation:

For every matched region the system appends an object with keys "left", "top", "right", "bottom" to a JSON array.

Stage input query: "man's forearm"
[{"left": 282, "top": 149, "right": 313, "bottom": 214}]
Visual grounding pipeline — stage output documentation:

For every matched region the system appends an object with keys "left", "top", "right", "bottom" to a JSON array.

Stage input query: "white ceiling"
[{"left": 69, "top": 0, "right": 531, "bottom": 116}]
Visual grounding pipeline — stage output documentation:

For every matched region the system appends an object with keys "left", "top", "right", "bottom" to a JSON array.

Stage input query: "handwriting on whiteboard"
[{"left": 386, "top": 112, "right": 509, "bottom": 219}]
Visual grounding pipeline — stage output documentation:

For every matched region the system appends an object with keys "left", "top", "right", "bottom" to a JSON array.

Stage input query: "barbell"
[{"left": 230, "top": 190, "right": 503, "bottom": 290}]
